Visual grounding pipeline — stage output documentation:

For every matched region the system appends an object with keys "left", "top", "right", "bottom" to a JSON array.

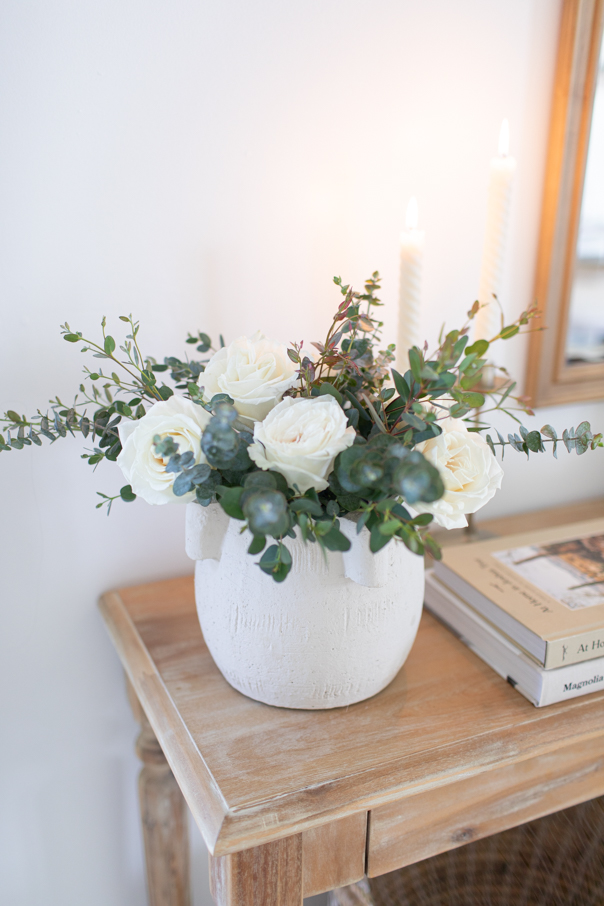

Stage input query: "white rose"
[
  {"left": 248, "top": 395, "right": 356, "bottom": 493},
  {"left": 117, "top": 396, "right": 211, "bottom": 505},
  {"left": 198, "top": 331, "right": 297, "bottom": 424},
  {"left": 413, "top": 417, "right": 504, "bottom": 529}
]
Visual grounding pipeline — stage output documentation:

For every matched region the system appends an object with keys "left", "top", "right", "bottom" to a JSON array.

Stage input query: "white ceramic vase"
[{"left": 185, "top": 501, "right": 425, "bottom": 710}]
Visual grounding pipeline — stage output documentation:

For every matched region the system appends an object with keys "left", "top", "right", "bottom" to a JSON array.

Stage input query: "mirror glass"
[{"left": 566, "top": 33, "right": 604, "bottom": 364}]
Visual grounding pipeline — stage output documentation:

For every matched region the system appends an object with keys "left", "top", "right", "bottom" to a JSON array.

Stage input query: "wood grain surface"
[
  {"left": 210, "top": 835, "right": 302, "bottom": 906},
  {"left": 525, "top": 0, "right": 604, "bottom": 407},
  {"left": 99, "top": 498, "right": 604, "bottom": 865},
  {"left": 302, "top": 812, "right": 367, "bottom": 896},
  {"left": 367, "top": 733, "right": 604, "bottom": 876},
  {"left": 135, "top": 705, "right": 191, "bottom": 906}
]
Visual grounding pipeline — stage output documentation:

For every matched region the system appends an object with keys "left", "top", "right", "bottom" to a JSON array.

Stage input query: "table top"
[{"left": 99, "top": 499, "right": 604, "bottom": 858}]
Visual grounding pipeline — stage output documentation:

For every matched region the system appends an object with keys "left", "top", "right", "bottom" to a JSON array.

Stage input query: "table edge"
[{"left": 100, "top": 583, "right": 604, "bottom": 855}]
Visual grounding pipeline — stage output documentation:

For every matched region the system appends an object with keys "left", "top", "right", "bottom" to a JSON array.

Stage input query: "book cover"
[{"left": 435, "top": 518, "right": 604, "bottom": 668}]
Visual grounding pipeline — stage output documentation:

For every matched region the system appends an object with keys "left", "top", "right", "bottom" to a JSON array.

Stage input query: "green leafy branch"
[
  {"left": 96, "top": 484, "right": 137, "bottom": 515},
  {"left": 150, "top": 328, "right": 220, "bottom": 388},
  {"left": 0, "top": 316, "right": 220, "bottom": 471},
  {"left": 485, "top": 421, "right": 603, "bottom": 459},
  {"left": 371, "top": 303, "right": 541, "bottom": 446},
  {"left": 0, "top": 396, "right": 125, "bottom": 460},
  {"left": 61, "top": 314, "right": 175, "bottom": 404},
  {"left": 285, "top": 278, "right": 540, "bottom": 450},
  {"left": 287, "top": 272, "right": 395, "bottom": 402}
]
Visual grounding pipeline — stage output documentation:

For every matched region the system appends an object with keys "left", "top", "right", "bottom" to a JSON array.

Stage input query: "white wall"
[{"left": 1, "top": 2, "right": 603, "bottom": 905}]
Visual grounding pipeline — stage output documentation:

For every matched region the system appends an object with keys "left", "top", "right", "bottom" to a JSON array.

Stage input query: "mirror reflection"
[{"left": 566, "top": 34, "right": 604, "bottom": 364}]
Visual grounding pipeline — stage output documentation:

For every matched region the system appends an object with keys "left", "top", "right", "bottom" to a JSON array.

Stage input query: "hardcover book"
[
  {"left": 424, "top": 571, "right": 604, "bottom": 707},
  {"left": 433, "top": 518, "right": 604, "bottom": 668}
]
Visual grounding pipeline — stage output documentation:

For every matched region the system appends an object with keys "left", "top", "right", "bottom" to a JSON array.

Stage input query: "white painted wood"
[{"left": 186, "top": 503, "right": 425, "bottom": 709}]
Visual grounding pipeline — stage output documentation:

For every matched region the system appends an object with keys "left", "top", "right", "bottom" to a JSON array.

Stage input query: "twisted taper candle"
[
  {"left": 475, "top": 120, "right": 516, "bottom": 346},
  {"left": 397, "top": 197, "right": 425, "bottom": 372}
]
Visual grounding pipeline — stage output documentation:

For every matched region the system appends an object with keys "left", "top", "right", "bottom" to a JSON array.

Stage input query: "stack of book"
[{"left": 424, "top": 518, "right": 604, "bottom": 706}]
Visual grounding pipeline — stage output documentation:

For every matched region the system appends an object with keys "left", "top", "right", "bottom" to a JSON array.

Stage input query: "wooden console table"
[{"left": 99, "top": 500, "right": 604, "bottom": 906}]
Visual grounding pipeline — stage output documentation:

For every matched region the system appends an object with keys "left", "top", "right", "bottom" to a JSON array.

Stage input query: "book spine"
[
  {"left": 545, "top": 632, "right": 604, "bottom": 669},
  {"left": 540, "top": 664, "right": 604, "bottom": 706}
]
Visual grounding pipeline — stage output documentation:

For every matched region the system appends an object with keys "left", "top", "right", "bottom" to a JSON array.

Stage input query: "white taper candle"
[
  {"left": 474, "top": 119, "right": 516, "bottom": 344},
  {"left": 397, "top": 197, "right": 425, "bottom": 372}
]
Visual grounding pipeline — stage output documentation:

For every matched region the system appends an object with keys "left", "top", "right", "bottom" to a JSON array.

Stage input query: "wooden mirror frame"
[{"left": 526, "top": 0, "right": 604, "bottom": 406}]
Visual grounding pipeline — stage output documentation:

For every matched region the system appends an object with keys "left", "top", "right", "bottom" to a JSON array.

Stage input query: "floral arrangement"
[{"left": 2, "top": 273, "right": 601, "bottom": 581}]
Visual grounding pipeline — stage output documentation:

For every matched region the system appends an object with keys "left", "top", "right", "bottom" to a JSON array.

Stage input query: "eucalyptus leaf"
[
  {"left": 408, "top": 347, "right": 422, "bottom": 382},
  {"left": 120, "top": 485, "right": 136, "bottom": 502},
  {"left": 217, "top": 486, "right": 245, "bottom": 520},
  {"left": 318, "top": 382, "right": 344, "bottom": 405},
  {"left": 289, "top": 498, "right": 323, "bottom": 517},
  {"left": 243, "top": 489, "right": 290, "bottom": 537},
  {"left": 258, "top": 542, "right": 292, "bottom": 582},
  {"left": 321, "top": 525, "right": 351, "bottom": 552},
  {"left": 370, "top": 525, "right": 391, "bottom": 553},
  {"left": 465, "top": 339, "right": 489, "bottom": 357},
  {"left": 500, "top": 325, "right": 520, "bottom": 339},
  {"left": 247, "top": 534, "right": 266, "bottom": 555},
  {"left": 525, "top": 431, "right": 543, "bottom": 452}
]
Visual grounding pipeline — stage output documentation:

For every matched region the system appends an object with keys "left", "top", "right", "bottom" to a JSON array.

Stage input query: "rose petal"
[
  {"left": 413, "top": 416, "right": 504, "bottom": 529},
  {"left": 199, "top": 333, "right": 297, "bottom": 422},
  {"left": 116, "top": 396, "right": 211, "bottom": 505},
  {"left": 248, "top": 395, "right": 356, "bottom": 493}
]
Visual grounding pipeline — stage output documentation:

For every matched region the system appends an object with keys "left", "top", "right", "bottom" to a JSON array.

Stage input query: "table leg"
[
  {"left": 128, "top": 679, "right": 191, "bottom": 906},
  {"left": 210, "top": 835, "right": 303, "bottom": 906}
]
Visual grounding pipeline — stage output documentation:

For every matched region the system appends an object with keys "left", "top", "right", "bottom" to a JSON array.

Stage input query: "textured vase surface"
[{"left": 186, "top": 502, "right": 425, "bottom": 709}]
